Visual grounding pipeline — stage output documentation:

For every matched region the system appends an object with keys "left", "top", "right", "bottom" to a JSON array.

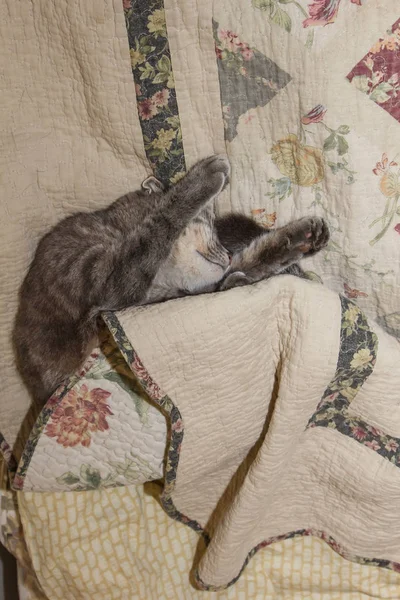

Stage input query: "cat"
[{"left": 13, "top": 155, "right": 329, "bottom": 406}]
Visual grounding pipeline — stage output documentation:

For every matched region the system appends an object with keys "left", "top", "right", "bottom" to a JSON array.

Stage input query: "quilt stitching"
[
  {"left": 102, "top": 311, "right": 207, "bottom": 537},
  {"left": 13, "top": 327, "right": 164, "bottom": 492},
  {"left": 101, "top": 305, "right": 400, "bottom": 591},
  {"left": 12, "top": 354, "right": 100, "bottom": 490},
  {"left": 213, "top": 20, "right": 292, "bottom": 142}
]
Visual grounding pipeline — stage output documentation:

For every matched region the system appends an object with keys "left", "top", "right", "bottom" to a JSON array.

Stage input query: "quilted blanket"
[
  {"left": 2, "top": 0, "right": 400, "bottom": 595},
  {"left": 12, "top": 274, "right": 400, "bottom": 591}
]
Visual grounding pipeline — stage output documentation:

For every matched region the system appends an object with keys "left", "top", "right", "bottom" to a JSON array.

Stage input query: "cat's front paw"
[
  {"left": 194, "top": 155, "right": 231, "bottom": 192},
  {"left": 286, "top": 217, "right": 329, "bottom": 256},
  {"left": 219, "top": 271, "right": 252, "bottom": 291},
  {"left": 302, "top": 217, "right": 330, "bottom": 255}
]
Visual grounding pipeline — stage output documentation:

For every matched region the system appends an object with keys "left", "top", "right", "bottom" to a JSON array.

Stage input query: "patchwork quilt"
[{"left": 1, "top": 0, "right": 400, "bottom": 596}]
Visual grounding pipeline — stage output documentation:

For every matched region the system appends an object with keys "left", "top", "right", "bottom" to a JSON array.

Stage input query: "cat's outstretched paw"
[
  {"left": 193, "top": 154, "right": 231, "bottom": 193},
  {"left": 285, "top": 217, "right": 330, "bottom": 256},
  {"left": 300, "top": 217, "right": 330, "bottom": 255},
  {"left": 219, "top": 271, "right": 252, "bottom": 291}
]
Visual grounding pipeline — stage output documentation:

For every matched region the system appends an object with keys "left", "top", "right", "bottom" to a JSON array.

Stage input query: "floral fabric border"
[
  {"left": 123, "top": 0, "right": 186, "bottom": 186},
  {"left": 308, "top": 297, "right": 377, "bottom": 426},
  {"left": 308, "top": 298, "right": 400, "bottom": 466},
  {"left": 100, "top": 302, "right": 400, "bottom": 592},
  {"left": 13, "top": 354, "right": 100, "bottom": 490},
  {"left": 0, "top": 433, "right": 17, "bottom": 475},
  {"left": 12, "top": 325, "right": 166, "bottom": 493},
  {"left": 102, "top": 311, "right": 207, "bottom": 537}
]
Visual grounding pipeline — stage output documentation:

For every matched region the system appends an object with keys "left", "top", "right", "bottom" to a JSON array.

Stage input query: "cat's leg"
[
  {"left": 103, "top": 156, "right": 231, "bottom": 308},
  {"left": 220, "top": 217, "right": 329, "bottom": 291},
  {"left": 159, "top": 155, "right": 230, "bottom": 223},
  {"left": 215, "top": 213, "right": 267, "bottom": 253},
  {"left": 133, "top": 155, "right": 230, "bottom": 263},
  {"left": 219, "top": 272, "right": 253, "bottom": 290}
]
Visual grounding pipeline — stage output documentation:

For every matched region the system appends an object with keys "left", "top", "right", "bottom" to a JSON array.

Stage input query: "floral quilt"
[
  {"left": 21, "top": 272, "right": 398, "bottom": 592},
  {"left": 122, "top": 0, "right": 400, "bottom": 337},
  {"left": 12, "top": 327, "right": 166, "bottom": 492},
  {"left": 2, "top": 0, "right": 400, "bottom": 595}
]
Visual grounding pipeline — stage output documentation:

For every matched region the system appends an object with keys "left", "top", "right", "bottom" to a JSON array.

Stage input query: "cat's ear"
[{"left": 142, "top": 176, "right": 165, "bottom": 195}]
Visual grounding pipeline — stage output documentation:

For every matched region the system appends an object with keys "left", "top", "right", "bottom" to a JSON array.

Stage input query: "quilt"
[{"left": 1, "top": 0, "right": 400, "bottom": 596}]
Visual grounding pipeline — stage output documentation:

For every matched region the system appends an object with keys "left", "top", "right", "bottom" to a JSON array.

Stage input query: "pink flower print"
[
  {"left": 218, "top": 29, "right": 230, "bottom": 40},
  {"left": 171, "top": 418, "right": 184, "bottom": 433},
  {"left": 218, "top": 30, "right": 242, "bottom": 53},
  {"left": 13, "top": 474, "right": 24, "bottom": 490},
  {"left": 329, "top": 539, "right": 345, "bottom": 555},
  {"left": 343, "top": 283, "right": 368, "bottom": 299},
  {"left": 392, "top": 562, "right": 400, "bottom": 573},
  {"left": 303, "top": 0, "right": 361, "bottom": 28},
  {"left": 351, "top": 425, "right": 367, "bottom": 440},
  {"left": 394, "top": 224, "right": 400, "bottom": 234},
  {"left": 244, "top": 114, "right": 255, "bottom": 124},
  {"left": 367, "top": 426, "right": 381, "bottom": 437},
  {"left": 45, "top": 384, "right": 113, "bottom": 448},
  {"left": 131, "top": 354, "right": 165, "bottom": 401},
  {"left": 240, "top": 46, "right": 254, "bottom": 61},
  {"left": 385, "top": 439, "right": 399, "bottom": 452},
  {"left": 301, "top": 104, "right": 327, "bottom": 125},
  {"left": 138, "top": 98, "right": 158, "bottom": 120},
  {"left": 373, "top": 153, "right": 398, "bottom": 176},
  {"left": 365, "top": 440, "right": 381, "bottom": 451},
  {"left": 152, "top": 89, "right": 170, "bottom": 107}
]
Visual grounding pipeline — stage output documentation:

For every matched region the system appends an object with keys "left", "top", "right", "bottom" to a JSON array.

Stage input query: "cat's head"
[
  {"left": 141, "top": 177, "right": 230, "bottom": 300},
  {"left": 149, "top": 207, "right": 230, "bottom": 301}
]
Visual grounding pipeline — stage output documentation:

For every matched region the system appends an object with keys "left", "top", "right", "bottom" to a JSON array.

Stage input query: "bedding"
[
  {"left": 15, "top": 482, "right": 400, "bottom": 600},
  {"left": 10, "top": 275, "right": 400, "bottom": 593},
  {"left": 1, "top": 0, "right": 400, "bottom": 596}
]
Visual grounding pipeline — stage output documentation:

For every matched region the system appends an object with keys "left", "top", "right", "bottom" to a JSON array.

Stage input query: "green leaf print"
[
  {"left": 369, "top": 82, "right": 392, "bottom": 104},
  {"left": 323, "top": 132, "right": 337, "bottom": 151},
  {"left": 270, "top": 5, "right": 292, "bottom": 32},
  {"left": 352, "top": 75, "right": 369, "bottom": 93},
  {"left": 57, "top": 472, "right": 80, "bottom": 486},
  {"left": 80, "top": 465, "right": 102, "bottom": 488},
  {"left": 337, "top": 135, "right": 349, "bottom": 156}
]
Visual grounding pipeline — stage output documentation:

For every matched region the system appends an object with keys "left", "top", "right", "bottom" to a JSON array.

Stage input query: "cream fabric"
[{"left": 114, "top": 276, "right": 400, "bottom": 589}]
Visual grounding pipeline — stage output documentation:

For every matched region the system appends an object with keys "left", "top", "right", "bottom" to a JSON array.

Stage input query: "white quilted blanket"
[{"left": 12, "top": 274, "right": 400, "bottom": 591}]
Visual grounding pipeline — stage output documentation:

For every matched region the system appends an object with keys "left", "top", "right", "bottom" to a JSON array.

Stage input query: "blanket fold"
[
  {"left": 105, "top": 276, "right": 400, "bottom": 590},
  {"left": 12, "top": 272, "right": 400, "bottom": 589}
]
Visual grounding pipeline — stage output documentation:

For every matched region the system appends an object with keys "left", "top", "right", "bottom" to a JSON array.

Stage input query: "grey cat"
[{"left": 13, "top": 155, "right": 329, "bottom": 406}]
